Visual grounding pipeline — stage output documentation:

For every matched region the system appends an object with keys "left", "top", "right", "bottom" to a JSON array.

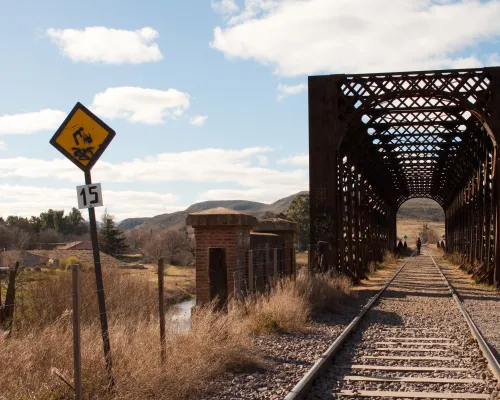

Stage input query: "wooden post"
[
  {"left": 248, "top": 250, "right": 254, "bottom": 292},
  {"left": 273, "top": 248, "right": 278, "bottom": 282},
  {"left": 71, "top": 263, "right": 82, "bottom": 400},
  {"left": 1, "top": 261, "right": 19, "bottom": 333},
  {"left": 157, "top": 257, "right": 166, "bottom": 362}
]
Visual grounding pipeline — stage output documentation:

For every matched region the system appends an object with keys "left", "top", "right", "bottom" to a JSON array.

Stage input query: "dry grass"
[
  {"left": 242, "top": 279, "right": 310, "bottom": 334},
  {"left": 124, "top": 263, "right": 195, "bottom": 304},
  {"left": 236, "top": 269, "right": 353, "bottom": 334},
  {"left": 295, "top": 269, "right": 353, "bottom": 312},
  {"left": 1, "top": 306, "right": 261, "bottom": 400},
  {"left": 383, "top": 250, "right": 397, "bottom": 265},
  {"left": 13, "top": 267, "right": 158, "bottom": 332},
  {"left": 2, "top": 262, "right": 352, "bottom": 399},
  {"left": 295, "top": 252, "right": 308, "bottom": 266}
]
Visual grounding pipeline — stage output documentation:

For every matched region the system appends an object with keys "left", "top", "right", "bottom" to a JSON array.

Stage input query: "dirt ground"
[{"left": 397, "top": 218, "right": 445, "bottom": 244}]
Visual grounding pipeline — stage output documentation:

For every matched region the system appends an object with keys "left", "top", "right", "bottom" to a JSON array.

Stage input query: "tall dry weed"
[
  {"left": 295, "top": 269, "right": 352, "bottom": 312},
  {"left": 242, "top": 279, "right": 310, "bottom": 334},
  {"left": 14, "top": 267, "right": 158, "bottom": 332},
  {"left": 0, "top": 306, "right": 261, "bottom": 400}
]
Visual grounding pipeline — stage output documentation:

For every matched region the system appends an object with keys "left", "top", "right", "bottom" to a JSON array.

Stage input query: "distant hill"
[
  {"left": 118, "top": 192, "right": 444, "bottom": 232},
  {"left": 398, "top": 198, "right": 444, "bottom": 221},
  {"left": 118, "top": 217, "right": 150, "bottom": 230},
  {"left": 118, "top": 192, "right": 308, "bottom": 232}
]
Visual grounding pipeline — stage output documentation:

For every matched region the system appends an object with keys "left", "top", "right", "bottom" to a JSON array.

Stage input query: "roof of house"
[{"left": 56, "top": 241, "right": 92, "bottom": 250}]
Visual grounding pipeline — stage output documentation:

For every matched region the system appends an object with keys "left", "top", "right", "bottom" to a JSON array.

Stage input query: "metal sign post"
[
  {"left": 71, "top": 263, "right": 82, "bottom": 400},
  {"left": 50, "top": 102, "right": 116, "bottom": 388}
]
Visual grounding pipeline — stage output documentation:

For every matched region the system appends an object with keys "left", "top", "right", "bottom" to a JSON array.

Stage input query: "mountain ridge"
[
  {"left": 118, "top": 192, "right": 308, "bottom": 231},
  {"left": 118, "top": 193, "right": 445, "bottom": 232}
]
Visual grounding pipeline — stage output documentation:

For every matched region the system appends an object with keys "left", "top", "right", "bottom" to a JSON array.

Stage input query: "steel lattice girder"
[{"left": 308, "top": 67, "right": 500, "bottom": 286}]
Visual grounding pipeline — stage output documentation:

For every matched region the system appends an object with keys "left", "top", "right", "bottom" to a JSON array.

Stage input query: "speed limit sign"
[{"left": 76, "top": 183, "right": 103, "bottom": 209}]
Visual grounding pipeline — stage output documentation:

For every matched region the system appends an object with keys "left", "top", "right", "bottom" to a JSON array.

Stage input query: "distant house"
[
  {"left": 0, "top": 250, "right": 49, "bottom": 269},
  {"left": 56, "top": 241, "right": 93, "bottom": 250}
]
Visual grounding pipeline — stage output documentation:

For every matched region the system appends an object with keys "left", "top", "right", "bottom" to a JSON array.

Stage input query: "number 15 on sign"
[{"left": 77, "top": 183, "right": 103, "bottom": 209}]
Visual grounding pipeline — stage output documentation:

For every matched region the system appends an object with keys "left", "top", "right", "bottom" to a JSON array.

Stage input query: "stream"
[{"left": 168, "top": 298, "right": 195, "bottom": 331}]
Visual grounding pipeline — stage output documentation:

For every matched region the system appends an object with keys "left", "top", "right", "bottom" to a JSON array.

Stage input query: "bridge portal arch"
[{"left": 309, "top": 67, "right": 500, "bottom": 286}]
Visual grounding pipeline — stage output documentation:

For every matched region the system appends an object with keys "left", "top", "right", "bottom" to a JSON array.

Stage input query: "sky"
[{"left": 0, "top": 0, "right": 499, "bottom": 221}]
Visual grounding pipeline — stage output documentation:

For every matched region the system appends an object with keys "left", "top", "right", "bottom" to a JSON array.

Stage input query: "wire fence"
[{"left": 0, "top": 261, "right": 160, "bottom": 335}]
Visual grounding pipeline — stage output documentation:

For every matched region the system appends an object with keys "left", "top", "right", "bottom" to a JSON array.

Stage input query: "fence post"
[
  {"left": 248, "top": 250, "right": 254, "bottom": 292},
  {"left": 157, "top": 257, "right": 166, "bottom": 362},
  {"left": 71, "top": 263, "right": 82, "bottom": 400},
  {"left": 1, "top": 261, "right": 19, "bottom": 333},
  {"left": 273, "top": 248, "right": 278, "bottom": 283}
]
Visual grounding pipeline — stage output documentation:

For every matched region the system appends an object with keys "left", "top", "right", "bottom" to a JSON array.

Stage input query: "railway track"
[{"left": 285, "top": 248, "right": 500, "bottom": 400}]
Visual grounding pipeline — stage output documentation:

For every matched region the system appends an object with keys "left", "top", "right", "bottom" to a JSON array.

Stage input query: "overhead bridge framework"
[{"left": 309, "top": 67, "right": 500, "bottom": 287}]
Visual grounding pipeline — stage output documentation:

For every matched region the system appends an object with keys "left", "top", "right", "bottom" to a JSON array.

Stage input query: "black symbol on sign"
[
  {"left": 72, "top": 147, "right": 95, "bottom": 161},
  {"left": 72, "top": 126, "right": 93, "bottom": 146}
]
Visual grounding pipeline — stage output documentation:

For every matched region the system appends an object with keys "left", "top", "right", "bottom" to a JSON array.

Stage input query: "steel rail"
[
  {"left": 428, "top": 251, "right": 500, "bottom": 382},
  {"left": 284, "top": 252, "right": 416, "bottom": 400}
]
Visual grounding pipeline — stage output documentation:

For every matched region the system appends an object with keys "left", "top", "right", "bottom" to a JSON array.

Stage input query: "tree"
[
  {"left": 125, "top": 225, "right": 153, "bottom": 253},
  {"left": 99, "top": 211, "right": 128, "bottom": 257},
  {"left": 143, "top": 229, "right": 189, "bottom": 265},
  {"left": 37, "top": 229, "right": 63, "bottom": 249},
  {"left": 64, "top": 207, "right": 88, "bottom": 235},
  {"left": 29, "top": 216, "right": 42, "bottom": 233},
  {"left": 6, "top": 216, "right": 32, "bottom": 232},
  {"left": 286, "top": 194, "right": 310, "bottom": 251}
]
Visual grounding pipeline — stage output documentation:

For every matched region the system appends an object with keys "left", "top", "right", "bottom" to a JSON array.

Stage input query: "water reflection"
[{"left": 168, "top": 298, "right": 195, "bottom": 331}]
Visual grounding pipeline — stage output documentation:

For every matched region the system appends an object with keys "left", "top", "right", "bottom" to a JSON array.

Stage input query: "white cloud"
[
  {"left": 211, "top": 0, "right": 500, "bottom": 76},
  {"left": 212, "top": 0, "right": 239, "bottom": 14},
  {"left": 0, "top": 109, "right": 66, "bottom": 135},
  {"left": 197, "top": 184, "right": 306, "bottom": 204},
  {"left": 0, "top": 140, "right": 7, "bottom": 151},
  {"left": 90, "top": 87, "right": 190, "bottom": 124},
  {"left": 0, "top": 184, "right": 183, "bottom": 220},
  {"left": 278, "top": 153, "right": 308, "bottom": 166},
  {"left": 0, "top": 147, "right": 309, "bottom": 218},
  {"left": 0, "top": 147, "right": 286, "bottom": 183},
  {"left": 257, "top": 155, "right": 268, "bottom": 166},
  {"left": 190, "top": 115, "right": 208, "bottom": 126},
  {"left": 47, "top": 26, "right": 163, "bottom": 64},
  {"left": 277, "top": 83, "right": 306, "bottom": 100}
]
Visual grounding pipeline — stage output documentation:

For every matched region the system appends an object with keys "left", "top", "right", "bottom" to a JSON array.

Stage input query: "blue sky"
[{"left": 0, "top": 0, "right": 499, "bottom": 220}]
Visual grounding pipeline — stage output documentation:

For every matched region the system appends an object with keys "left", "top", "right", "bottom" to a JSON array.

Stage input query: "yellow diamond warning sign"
[{"left": 50, "top": 102, "right": 115, "bottom": 171}]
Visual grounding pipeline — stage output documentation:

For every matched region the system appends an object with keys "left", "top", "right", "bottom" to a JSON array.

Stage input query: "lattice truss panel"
[{"left": 339, "top": 69, "right": 493, "bottom": 208}]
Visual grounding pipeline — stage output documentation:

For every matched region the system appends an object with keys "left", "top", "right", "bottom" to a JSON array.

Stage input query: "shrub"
[{"left": 58, "top": 256, "right": 80, "bottom": 270}]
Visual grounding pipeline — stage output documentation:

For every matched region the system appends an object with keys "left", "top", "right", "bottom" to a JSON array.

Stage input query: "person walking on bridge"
[{"left": 416, "top": 237, "right": 422, "bottom": 255}]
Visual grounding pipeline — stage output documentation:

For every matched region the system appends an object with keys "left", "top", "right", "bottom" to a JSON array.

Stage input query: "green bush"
[{"left": 59, "top": 256, "right": 80, "bottom": 270}]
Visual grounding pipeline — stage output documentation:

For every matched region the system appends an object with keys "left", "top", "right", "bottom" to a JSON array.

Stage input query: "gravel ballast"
[
  {"left": 431, "top": 247, "right": 500, "bottom": 364},
  {"left": 308, "top": 249, "right": 499, "bottom": 399},
  {"left": 202, "top": 262, "right": 401, "bottom": 399}
]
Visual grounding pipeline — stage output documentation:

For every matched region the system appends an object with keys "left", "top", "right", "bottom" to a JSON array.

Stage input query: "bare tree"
[
  {"left": 143, "top": 230, "right": 188, "bottom": 266},
  {"left": 125, "top": 225, "right": 153, "bottom": 253},
  {"left": 11, "top": 227, "right": 31, "bottom": 250}
]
